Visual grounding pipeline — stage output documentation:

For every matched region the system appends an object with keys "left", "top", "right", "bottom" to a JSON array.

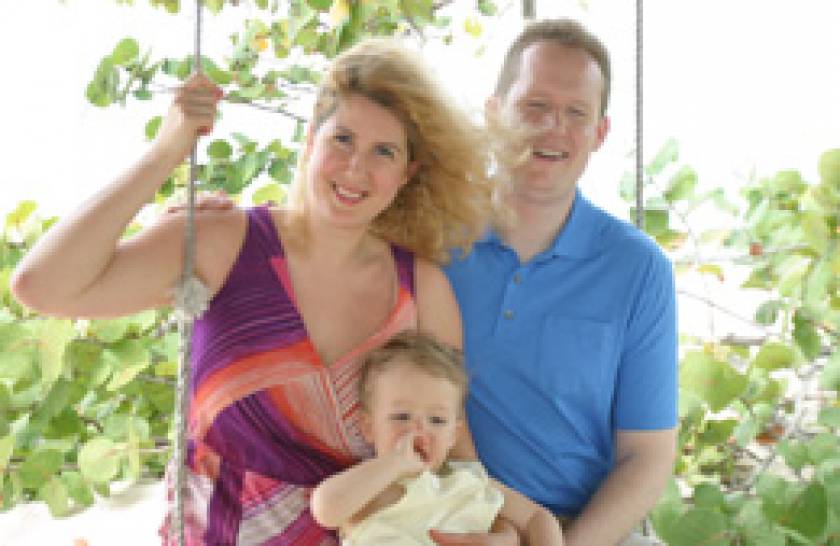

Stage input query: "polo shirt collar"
[{"left": 478, "top": 189, "right": 601, "bottom": 260}]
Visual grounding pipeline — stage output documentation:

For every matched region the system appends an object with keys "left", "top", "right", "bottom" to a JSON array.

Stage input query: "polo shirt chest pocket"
[{"left": 538, "top": 314, "right": 617, "bottom": 399}]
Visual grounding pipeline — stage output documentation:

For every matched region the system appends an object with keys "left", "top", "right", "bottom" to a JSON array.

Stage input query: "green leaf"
[
  {"left": 32, "top": 318, "right": 75, "bottom": 386},
  {"left": 734, "top": 416, "right": 760, "bottom": 447},
  {"left": 61, "top": 471, "right": 94, "bottom": 508},
  {"left": 694, "top": 483, "right": 726, "bottom": 510},
  {"left": 90, "top": 317, "right": 129, "bottom": 344},
  {"left": 205, "top": 0, "right": 224, "bottom": 13},
  {"left": 680, "top": 351, "right": 747, "bottom": 412},
  {"left": 801, "top": 211, "right": 830, "bottom": 253},
  {"left": 252, "top": 183, "right": 285, "bottom": 205},
  {"left": 780, "top": 483, "right": 827, "bottom": 540},
  {"left": 793, "top": 312, "right": 822, "bottom": 361},
  {"left": 154, "top": 360, "right": 178, "bottom": 377},
  {"left": 201, "top": 57, "right": 232, "bottom": 85},
  {"left": 464, "top": 16, "right": 483, "bottom": 38},
  {"left": 665, "top": 507, "right": 729, "bottom": 546},
  {"left": 145, "top": 116, "right": 162, "bottom": 141},
  {"left": 768, "top": 170, "right": 805, "bottom": 196},
  {"left": 306, "top": 0, "right": 332, "bottom": 10},
  {"left": 778, "top": 439, "right": 810, "bottom": 472},
  {"left": 268, "top": 159, "right": 292, "bottom": 184},
  {"left": 756, "top": 474, "right": 793, "bottom": 520},
  {"left": 754, "top": 300, "right": 783, "bottom": 326},
  {"left": 402, "top": 0, "right": 433, "bottom": 21},
  {"left": 665, "top": 165, "right": 698, "bottom": 202},
  {"left": 86, "top": 56, "right": 119, "bottom": 107},
  {"left": 650, "top": 480, "right": 685, "bottom": 542},
  {"left": 129, "top": 309, "right": 158, "bottom": 333},
  {"left": 644, "top": 208, "right": 670, "bottom": 236},
  {"left": 106, "top": 363, "right": 148, "bottom": 391},
  {"left": 477, "top": 0, "right": 498, "bottom": 16},
  {"left": 696, "top": 264, "right": 724, "bottom": 282},
  {"left": 699, "top": 419, "right": 737, "bottom": 444},
  {"left": 127, "top": 422, "right": 141, "bottom": 482},
  {"left": 295, "top": 27, "right": 320, "bottom": 49},
  {"left": 238, "top": 152, "right": 267, "bottom": 185},
  {"left": 0, "top": 434, "right": 14, "bottom": 473},
  {"left": 821, "top": 352, "right": 840, "bottom": 391},
  {"left": 821, "top": 467, "right": 840, "bottom": 517},
  {"left": 207, "top": 140, "right": 233, "bottom": 160},
  {"left": 753, "top": 342, "right": 796, "bottom": 371},
  {"left": 646, "top": 138, "right": 679, "bottom": 176},
  {"left": 111, "top": 37, "right": 139, "bottom": 66},
  {"left": 79, "top": 437, "right": 121, "bottom": 483},
  {"left": 5, "top": 200, "right": 37, "bottom": 229},
  {"left": 0, "top": 348, "right": 35, "bottom": 382},
  {"left": 105, "top": 338, "right": 149, "bottom": 366},
  {"left": 807, "top": 434, "right": 840, "bottom": 465},
  {"left": 819, "top": 407, "right": 840, "bottom": 429},
  {"left": 819, "top": 148, "right": 840, "bottom": 189},
  {"left": 39, "top": 476, "right": 71, "bottom": 517},
  {"left": 19, "top": 449, "right": 63, "bottom": 489}
]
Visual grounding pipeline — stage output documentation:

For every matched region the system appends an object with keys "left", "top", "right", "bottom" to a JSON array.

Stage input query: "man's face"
[{"left": 498, "top": 41, "right": 609, "bottom": 207}]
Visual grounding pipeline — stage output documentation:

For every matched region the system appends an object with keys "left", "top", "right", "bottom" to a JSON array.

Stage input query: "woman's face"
[{"left": 304, "top": 93, "right": 418, "bottom": 230}]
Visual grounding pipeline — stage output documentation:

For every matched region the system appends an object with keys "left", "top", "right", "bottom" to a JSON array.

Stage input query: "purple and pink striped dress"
[{"left": 160, "top": 206, "right": 417, "bottom": 545}]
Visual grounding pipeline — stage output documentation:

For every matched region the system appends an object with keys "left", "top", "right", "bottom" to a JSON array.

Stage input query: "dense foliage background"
[{"left": 1, "top": 1, "right": 838, "bottom": 544}]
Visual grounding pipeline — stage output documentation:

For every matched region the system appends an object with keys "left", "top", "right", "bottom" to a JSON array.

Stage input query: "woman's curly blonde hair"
[{"left": 288, "top": 38, "right": 494, "bottom": 263}]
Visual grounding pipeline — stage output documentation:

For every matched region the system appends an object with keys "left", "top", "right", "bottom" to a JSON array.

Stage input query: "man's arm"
[{"left": 562, "top": 428, "right": 677, "bottom": 546}]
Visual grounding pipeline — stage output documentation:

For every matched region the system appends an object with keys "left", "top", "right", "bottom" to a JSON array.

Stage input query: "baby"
[{"left": 310, "top": 331, "right": 563, "bottom": 545}]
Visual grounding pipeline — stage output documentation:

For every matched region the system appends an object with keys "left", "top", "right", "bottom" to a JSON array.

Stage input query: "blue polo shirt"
[{"left": 444, "top": 190, "right": 677, "bottom": 516}]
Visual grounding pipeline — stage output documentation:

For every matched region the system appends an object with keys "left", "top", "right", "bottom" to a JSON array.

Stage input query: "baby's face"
[{"left": 363, "top": 359, "right": 462, "bottom": 472}]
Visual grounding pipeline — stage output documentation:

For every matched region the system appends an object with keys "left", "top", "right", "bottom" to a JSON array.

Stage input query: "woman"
[{"left": 11, "top": 39, "right": 493, "bottom": 545}]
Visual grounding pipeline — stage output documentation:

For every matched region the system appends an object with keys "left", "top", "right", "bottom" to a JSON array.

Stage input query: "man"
[{"left": 440, "top": 19, "right": 678, "bottom": 546}]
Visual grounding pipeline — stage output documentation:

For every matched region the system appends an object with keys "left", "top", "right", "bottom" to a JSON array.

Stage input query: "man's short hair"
[{"left": 494, "top": 18, "right": 611, "bottom": 116}]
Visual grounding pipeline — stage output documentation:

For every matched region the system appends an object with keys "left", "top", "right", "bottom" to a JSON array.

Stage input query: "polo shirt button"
[
  {"left": 503, "top": 309, "right": 514, "bottom": 320},
  {"left": 512, "top": 273, "right": 522, "bottom": 284}
]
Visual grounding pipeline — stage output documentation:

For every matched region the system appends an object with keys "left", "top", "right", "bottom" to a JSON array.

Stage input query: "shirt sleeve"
[{"left": 614, "top": 245, "right": 678, "bottom": 430}]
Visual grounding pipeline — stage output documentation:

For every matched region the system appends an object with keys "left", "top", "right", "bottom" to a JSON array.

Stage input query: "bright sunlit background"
[{"left": 0, "top": 0, "right": 838, "bottom": 544}]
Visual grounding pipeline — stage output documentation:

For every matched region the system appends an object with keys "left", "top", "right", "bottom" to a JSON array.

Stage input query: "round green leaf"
[
  {"left": 667, "top": 507, "right": 729, "bottom": 546},
  {"left": 680, "top": 351, "right": 747, "bottom": 412},
  {"left": 807, "top": 433, "right": 840, "bottom": 465},
  {"left": 818, "top": 407, "right": 840, "bottom": 429},
  {"left": 779, "top": 483, "right": 827, "bottom": 540},
  {"left": 777, "top": 439, "right": 810, "bottom": 472},
  {"left": 79, "top": 438, "right": 121, "bottom": 483},
  {"left": 753, "top": 342, "right": 796, "bottom": 371},
  {"left": 19, "top": 449, "right": 63, "bottom": 489},
  {"left": 61, "top": 471, "right": 94, "bottom": 508},
  {"left": 207, "top": 140, "right": 233, "bottom": 160},
  {"left": 111, "top": 38, "right": 140, "bottom": 66},
  {"left": 39, "top": 476, "right": 71, "bottom": 517}
]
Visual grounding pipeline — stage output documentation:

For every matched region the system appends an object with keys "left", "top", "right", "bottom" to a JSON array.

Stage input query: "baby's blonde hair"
[{"left": 359, "top": 331, "right": 467, "bottom": 412}]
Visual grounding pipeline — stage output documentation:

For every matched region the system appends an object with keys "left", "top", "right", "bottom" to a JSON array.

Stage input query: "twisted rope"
[
  {"left": 170, "top": 2, "right": 207, "bottom": 545},
  {"left": 635, "top": 0, "right": 644, "bottom": 230}
]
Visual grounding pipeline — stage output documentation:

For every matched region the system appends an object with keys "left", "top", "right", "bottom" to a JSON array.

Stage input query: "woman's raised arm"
[{"left": 10, "top": 73, "right": 235, "bottom": 318}]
